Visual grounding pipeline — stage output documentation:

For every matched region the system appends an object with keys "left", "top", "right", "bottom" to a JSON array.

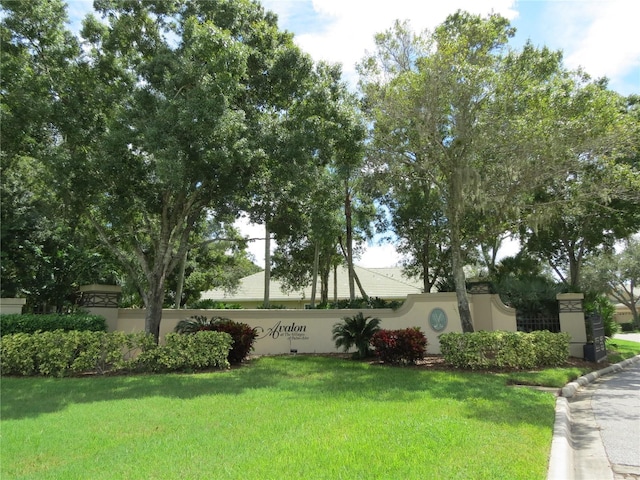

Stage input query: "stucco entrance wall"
[{"left": 114, "top": 292, "right": 517, "bottom": 355}]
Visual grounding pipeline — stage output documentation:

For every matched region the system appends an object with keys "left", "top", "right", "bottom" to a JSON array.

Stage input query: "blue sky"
[{"left": 66, "top": 0, "right": 639, "bottom": 267}]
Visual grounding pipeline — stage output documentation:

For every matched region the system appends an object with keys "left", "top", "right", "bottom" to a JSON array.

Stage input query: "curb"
[
  {"left": 561, "top": 355, "right": 640, "bottom": 398},
  {"left": 547, "top": 396, "right": 573, "bottom": 480},
  {"left": 547, "top": 354, "right": 640, "bottom": 480}
]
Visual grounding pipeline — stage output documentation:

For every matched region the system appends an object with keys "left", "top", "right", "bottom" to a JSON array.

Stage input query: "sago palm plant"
[{"left": 332, "top": 312, "right": 381, "bottom": 359}]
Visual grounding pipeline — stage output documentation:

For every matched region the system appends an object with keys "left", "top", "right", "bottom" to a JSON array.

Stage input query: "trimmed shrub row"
[
  {"left": 1, "top": 330, "right": 232, "bottom": 377},
  {"left": 137, "top": 332, "right": 232, "bottom": 373},
  {"left": 0, "top": 313, "right": 107, "bottom": 336},
  {"left": 371, "top": 327, "right": 427, "bottom": 365},
  {"left": 439, "top": 330, "right": 570, "bottom": 370}
]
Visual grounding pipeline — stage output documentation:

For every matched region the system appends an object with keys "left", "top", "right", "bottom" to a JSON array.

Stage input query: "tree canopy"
[
  {"left": 2, "top": 3, "right": 638, "bottom": 336},
  {"left": 359, "top": 12, "right": 640, "bottom": 331},
  {"left": 1, "top": 0, "right": 325, "bottom": 339},
  {"left": 581, "top": 236, "right": 640, "bottom": 327}
]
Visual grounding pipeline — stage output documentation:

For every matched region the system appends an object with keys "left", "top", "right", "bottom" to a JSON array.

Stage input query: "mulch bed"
[{"left": 252, "top": 352, "right": 602, "bottom": 374}]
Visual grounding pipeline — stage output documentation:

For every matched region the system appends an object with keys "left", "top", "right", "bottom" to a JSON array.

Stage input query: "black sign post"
[{"left": 584, "top": 314, "right": 607, "bottom": 363}]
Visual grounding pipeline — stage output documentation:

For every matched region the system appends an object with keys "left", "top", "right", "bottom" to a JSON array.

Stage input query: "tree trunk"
[
  {"left": 321, "top": 269, "right": 329, "bottom": 305},
  {"left": 344, "top": 181, "right": 355, "bottom": 301},
  {"left": 311, "top": 242, "right": 319, "bottom": 307},
  {"left": 353, "top": 269, "right": 369, "bottom": 301},
  {"left": 449, "top": 173, "right": 474, "bottom": 333},
  {"left": 263, "top": 222, "right": 271, "bottom": 308},
  {"left": 569, "top": 244, "right": 584, "bottom": 292},
  {"left": 333, "top": 263, "right": 338, "bottom": 304},
  {"left": 451, "top": 241, "right": 473, "bottom": 332},
  {"left": 632, "top": 281, "right": 639, "bottom": 328},
  {"left": 145, "top": 277, "right": 166, "bottom": 343},
  {"left": 174, "top": 249, "right": 187, "bottom": 309},
  {"left": 481, "top": 241, "right": 500, "bottom": 276},
  {"left": 422, "top": 238, "right": 430, "bottom": 293}
]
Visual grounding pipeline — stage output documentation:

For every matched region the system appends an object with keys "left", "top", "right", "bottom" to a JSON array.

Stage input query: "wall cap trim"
[
  {"left": 80, "top": 284, "right": 122, "bottom": 294},
  {"left": 556, "top": 293, "right": 584, "bottom": 301}
]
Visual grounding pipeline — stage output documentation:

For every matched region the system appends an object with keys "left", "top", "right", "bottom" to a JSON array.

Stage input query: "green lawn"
[
  {"left": 1, "top": 356, "right": 557, "bottom": 480},
  {"left": 606, "top": 337, "right": 640, "bottom": 363}
]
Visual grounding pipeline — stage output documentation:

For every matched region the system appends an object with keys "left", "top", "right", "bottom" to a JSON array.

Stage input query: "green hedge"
[
  {"left": 137, "top": 332, "right": 232, "bottom": 372},
  {"left": 529, "top": 330, "right": 570, "bottom": 366},
  {"left": 620, "top": 322, "right": 637, "bottom": 333},
  {"left": 439, "top": 330, "right": 569, "bottom": 370},
  {"left": 0, "top": 330, "right": 232, "bottom": 377},
  {"left": 0, "top": 313, "right": 107, "bottom": 336}
]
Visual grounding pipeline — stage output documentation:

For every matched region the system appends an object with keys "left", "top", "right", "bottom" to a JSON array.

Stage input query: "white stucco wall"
[{"left": 114, "top": 293, "right": 516, "bottom": 355}]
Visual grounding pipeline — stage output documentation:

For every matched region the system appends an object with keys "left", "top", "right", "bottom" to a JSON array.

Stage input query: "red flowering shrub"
[
  {"left": 209, "top": 319, "right": 258, "bottom": 364},
  {"left": 175, "top": 316, "right": 257, "bottom": 364},
  {"left": 371, "top": 327, "right": 427, "bottom": 365}
]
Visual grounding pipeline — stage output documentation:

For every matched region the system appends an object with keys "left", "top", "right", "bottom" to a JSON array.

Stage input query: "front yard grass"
[
  {"left": 2, "top": 355, "right": 557, "bottom": 480},
  {"left": 606, "top": 337, "right": 640, "bottom": 363}
]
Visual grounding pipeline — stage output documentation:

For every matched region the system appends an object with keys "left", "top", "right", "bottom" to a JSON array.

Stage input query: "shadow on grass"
[{"left": 1, "top": 355, "right": 554, "bottom": 428}]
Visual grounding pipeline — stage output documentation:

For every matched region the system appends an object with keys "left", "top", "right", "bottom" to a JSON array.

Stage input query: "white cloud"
[
  {"left": 263, "top": 0, "right": 638, "bottom": 94},
  {"left": 263, "top": 0, "right": 518, "bottom": 86},
  {"left": 357, "top": 242, "right": 404, "bottom": 268},
  {"left": 540, "top": 0, "right": 640, "bottom": 92},
  {"left": 234, "top": 216, "right": 271, "bottom": 268},
  {"left": 495, "top": 236, "right": 520, "bottom": 261}
]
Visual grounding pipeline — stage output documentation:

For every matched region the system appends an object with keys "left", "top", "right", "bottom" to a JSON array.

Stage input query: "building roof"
[{"left": 201, "top": 266, "right": 423, "bottom": 303}]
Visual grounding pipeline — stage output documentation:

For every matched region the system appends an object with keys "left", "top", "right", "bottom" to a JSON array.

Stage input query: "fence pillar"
[
  {"left": 557, "top": 293, "right": 586, "bottom": 358},
  {"left": 467, "top": 280, "right": 493, "bottom": 331},
  {"left": 79, "top": 284, "right": 121, "bottom": 332},
  {"left": 0, "top": 298, "right": 27, "bottom": 314}
]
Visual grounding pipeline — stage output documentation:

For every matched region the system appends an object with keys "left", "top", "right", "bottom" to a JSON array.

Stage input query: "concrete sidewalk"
[{"left": 548, "top": 334, "right": 640, "bottom": 480}]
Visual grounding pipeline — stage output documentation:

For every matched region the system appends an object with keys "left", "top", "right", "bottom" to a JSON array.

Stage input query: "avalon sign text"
[{"left": 256, "top": 321, "right": 309, "bottom": 341}]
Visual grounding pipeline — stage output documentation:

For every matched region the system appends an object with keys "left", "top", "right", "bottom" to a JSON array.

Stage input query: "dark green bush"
[
  {"left": 584, "top": 294, "right": 619, "bottom": 337},
  {"left": 175, "top": 316, "right": 257, "bottom": 364},
  {"left": 174, "top": 315, "right": 224, "bottom": 333},
  {"left": 494, "top": 276, "right": 563, "bottom": 317},
  {"left": 332, "top": 313, "right": 381, "bottom": 358},
  {"left": 439, "top": 331, "right": 569, "bottom": 370},
  {"left": 188, "top": 299, "right": 243, "bottom": 309},
  {"left": 0, "top": 331, "right": 153, "bottom": 377},
  {"left": 620, "top": 322, "right": 636, "bottom": 332},
  {"left": 326, "top": 297, "right": 403, "bottom": 310},
  {"left": 371, "top": 327, "right": 427, "bottom": 365},
  {"left": 0, "top": 313, "right": 107, "bottom": 336}
]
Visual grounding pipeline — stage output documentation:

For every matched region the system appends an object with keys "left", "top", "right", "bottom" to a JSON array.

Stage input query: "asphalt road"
[
  {"left": 568, "top": 333, "right": 640, "bottom": 480},
  {"left": 592, "top": 339, "right": 640, "bottom": 477}
]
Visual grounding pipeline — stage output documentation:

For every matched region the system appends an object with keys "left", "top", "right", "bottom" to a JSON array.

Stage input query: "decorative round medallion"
[{"left": 429, "top": 308, "right": 448, "bottom": 332}]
